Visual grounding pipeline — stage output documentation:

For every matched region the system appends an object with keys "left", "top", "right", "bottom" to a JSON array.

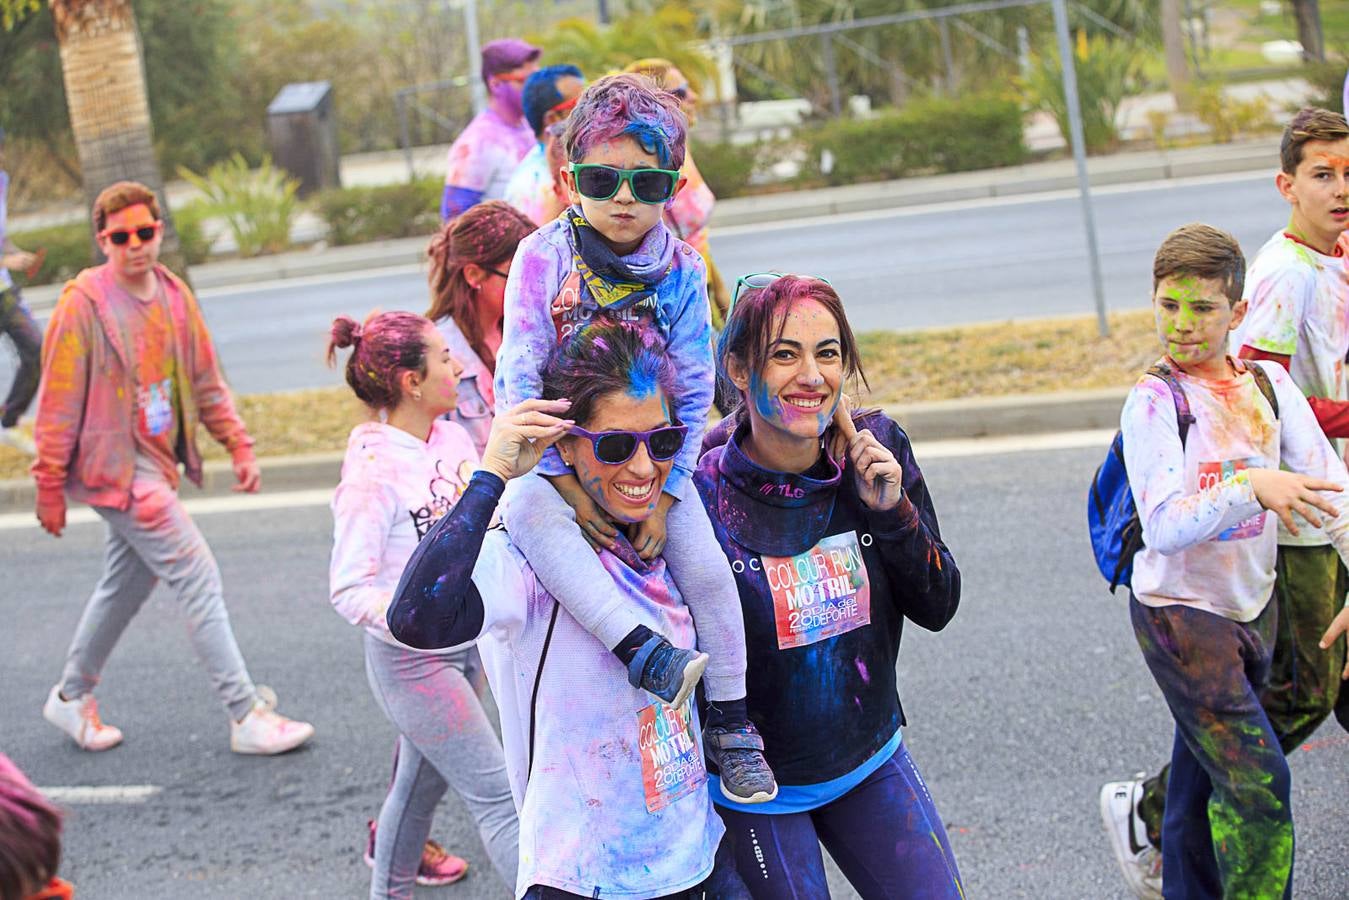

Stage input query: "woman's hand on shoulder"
[
  {"left": 477, "top": 399, "right": 573, "bottom": 483},
  {"left": 833, "top": 397, "right": 904, "bottom": 512}
]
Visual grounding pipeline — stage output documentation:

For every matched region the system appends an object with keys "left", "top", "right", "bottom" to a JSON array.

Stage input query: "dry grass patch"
[{"left": 0, "top": 310, "right": 1163, "bottom": 481}]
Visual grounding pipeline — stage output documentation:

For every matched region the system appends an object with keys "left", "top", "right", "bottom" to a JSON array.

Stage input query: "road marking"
[
  {"left": 202, "top": 262, "right": 426, "bottom": 300},
  {"left": 0, "top": 488, "right": 335, "bottom": 532},
  {"left": 39, "top": 785, "right": 162, "bottom": 804},
  {"left": 715, "top": 170, "right": 1266, "bottom": 238}
]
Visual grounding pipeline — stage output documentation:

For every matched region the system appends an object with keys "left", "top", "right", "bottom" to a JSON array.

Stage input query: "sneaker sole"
[
  {"left": 363, "top": 849, "right": 469, "bottom": 886},
  {"left": 664, "top": 652, "right": 709, "bottom": 709},
  {"left": 721, "top": 783, "right": 779, "bottom": 805},
  {"left": 1098, "top": 783, "right": 1161, "bottom": 900},
  {"left": 230, "top": 723, "right": 315, "bottom": 756}
]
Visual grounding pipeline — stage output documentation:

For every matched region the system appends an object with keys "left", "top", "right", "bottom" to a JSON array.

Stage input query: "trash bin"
[{"left": 267, "top": 81, "right": 340, "bottom": 196}]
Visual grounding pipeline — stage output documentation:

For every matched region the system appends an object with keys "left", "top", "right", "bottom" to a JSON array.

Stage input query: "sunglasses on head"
[
  {"left": 548, "top": 95, "right": 579, "bottom": 117},
  {"left": 668, "top": 83, "right": 691, "bottom": 100},
  {"left": 100, "top": 222, "right": 162, "bottom": 246},
  {"left": 731, "top": 272, "right": 833, "bottom": 311},
  {"left": 570, "top": 163, "right": 679, "bottom": 204},
  {"left": 568, "top": 423, "right": 688, "bottom": 465}
]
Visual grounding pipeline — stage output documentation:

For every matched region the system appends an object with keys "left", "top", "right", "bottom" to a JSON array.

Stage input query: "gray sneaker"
[{"left": 706, "top": 722, "right": 778, "bottom": 804}]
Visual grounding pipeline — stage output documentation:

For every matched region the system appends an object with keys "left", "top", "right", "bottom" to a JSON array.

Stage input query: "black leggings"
[
  {"left": 524, "top": 835, "right": 749, "bottom": 899},
  {"left": 0, "top": 286, "right": 41, "bottom": 428}
]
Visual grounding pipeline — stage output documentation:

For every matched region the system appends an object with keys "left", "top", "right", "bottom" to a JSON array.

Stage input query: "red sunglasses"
[{"left": 99, "top": 222, "right": 162, "bottom": 246}]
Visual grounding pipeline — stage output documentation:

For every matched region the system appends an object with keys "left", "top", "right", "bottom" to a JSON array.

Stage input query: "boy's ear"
[
  {"left": 671, "top": 175, "right": 688, "bottom": 200},
  {"left": 560, "top": 166, "right": 580, "bottom": 205},
  {"left": 1228, "top": 297, "right": 1249, "bottom": 332},
  {"left": 1275, "top": 170, "right": 1297, "bottom": 205}
]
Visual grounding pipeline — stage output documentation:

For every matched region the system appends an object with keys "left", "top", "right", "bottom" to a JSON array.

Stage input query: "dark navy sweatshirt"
[{"left": 695, "top": 413, "right": 960, "bottom": 789}]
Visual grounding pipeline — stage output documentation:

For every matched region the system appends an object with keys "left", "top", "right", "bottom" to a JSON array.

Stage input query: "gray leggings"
[
  {"left": 363, "top": 634, "right": 519, "bottom": 898},
  {"left": 59, "top": 463, "right": 258, "bottom": 721},
  {"left": 502, "top": 475, "right": 746, "bottom": 700}
]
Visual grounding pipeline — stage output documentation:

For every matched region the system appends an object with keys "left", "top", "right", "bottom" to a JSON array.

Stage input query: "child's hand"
[
  {"left": 1246, "top": 468, "right": 1342, "bottom": 536},
  {"left": 549, "top": 473, "right": 619, "bottom": 552},
  {"left": 1319, "top": 605, "right": 1349, "bottom": 680},
  {"left": 833, "top": 398, "right": 904, "bottom": 512},
  {"left": 632, "top": 493, "right": 675, "bottom": 561},
  {"left": 478, "top": 399, "right": 573, "bottom": 482}
]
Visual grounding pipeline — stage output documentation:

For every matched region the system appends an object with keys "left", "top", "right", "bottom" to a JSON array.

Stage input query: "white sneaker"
[
  {"left": 229, "top": 686, "right": 314, "bottom": 755},
  {"left": 0, "top": 426, "right": 36, "bottom": 455},
  {"left": 43, "top": 685, "right": 124, "bottom": 751},
  {"left": 1100, "top": 775, "right": 1164, "bottom": 900}
]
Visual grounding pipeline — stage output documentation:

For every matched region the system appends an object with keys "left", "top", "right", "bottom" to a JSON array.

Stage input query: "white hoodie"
[{"left": 330, "top": 420, "right": 479, "bottom": 647}]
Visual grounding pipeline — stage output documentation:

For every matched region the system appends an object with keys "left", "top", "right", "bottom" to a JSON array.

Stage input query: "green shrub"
[
  {"left": 1304, "top": 49, "right": 1348, "bottom": 114},
  {"left": 798, "top": 95, "right": 1027, "bottom": 186},
  {"left": 1023, "top": 33, "right": 1143, "bottom": 154},
  {"left": 689, "top": 140, "right": 759, "bottom": 199},
  {"left": 177, "top": 153, "right": 299, "bottom": 257},
  {"left": 1188, "top": 82, "right": 1277, "bottom": 144},
  {"left": 170, "top": 198, "right": 214, "bottom": 266},
  {"left": 312, "top": 177, "right": 442, "bottom": 246},
  {"left": 10, "top": 222, "right": 93, "bottom": 288}
]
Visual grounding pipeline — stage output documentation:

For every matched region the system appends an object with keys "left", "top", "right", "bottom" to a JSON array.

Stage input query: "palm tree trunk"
[
  {"left": 50, "top": 0, "right": 188, "bottom": 276},
  {"left": 1290, "top": 0, "right": 1324, "bottom": 63}
]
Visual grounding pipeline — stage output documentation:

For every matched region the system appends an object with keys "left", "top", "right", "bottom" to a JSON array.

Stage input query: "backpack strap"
[
  {"left": 1146, "top": 363, "right": 1196, "bottom": 448},
  {"left": 1245, "top": 361, "right": 1280, "bottom": 419}
]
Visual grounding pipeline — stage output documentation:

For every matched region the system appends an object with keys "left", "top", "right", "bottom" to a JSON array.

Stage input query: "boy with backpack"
[
  {"left": 1101, "top": 109, "right": 1349, "bottom": 898},
  {"left": 1113, "top": 222, "right": 1349, "bottom": 898}
]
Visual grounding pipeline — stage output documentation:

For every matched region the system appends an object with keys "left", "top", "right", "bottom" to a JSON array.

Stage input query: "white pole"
[
  {"left": 464, "top": 0, "right": 486, "bottom": 115},
  {"left": 1051, "top": 0, "right": 1109, "bottom": 336}
]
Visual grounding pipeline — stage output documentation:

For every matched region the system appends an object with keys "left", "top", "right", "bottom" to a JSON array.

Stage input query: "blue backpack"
[{"left": 1088, "top": 362, "right": 1278, "bottom": 591}]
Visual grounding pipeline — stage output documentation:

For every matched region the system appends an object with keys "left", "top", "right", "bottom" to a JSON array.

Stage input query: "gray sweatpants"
[
  {"left": 363, "top": 634, "right": 519, "bottom": 899},
  {"left": 502, "top": 474, "right": 747, "bottom": 701},
  {"left": 58, "top": 460, "right": 258, "bottom": 721}
]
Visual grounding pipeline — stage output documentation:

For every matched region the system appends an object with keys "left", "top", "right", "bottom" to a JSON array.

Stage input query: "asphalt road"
[
  {"left": 2, "top": 436, "right": 1345, "bottom": 898},
  {"left": 30, "top": 169, "right": 1274, "bottom": 398}
]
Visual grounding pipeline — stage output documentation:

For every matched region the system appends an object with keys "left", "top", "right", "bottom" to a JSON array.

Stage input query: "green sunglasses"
[
  {"left": 570, "top": 163, "right": 681, "bottom": 204},
  {"left": 731, "top": 272, "right": 833, "bottom": 311}
]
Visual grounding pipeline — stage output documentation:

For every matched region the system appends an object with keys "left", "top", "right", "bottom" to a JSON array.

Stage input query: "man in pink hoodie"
[{"left": 31, "top": 181, "right": 314, "bottom": 756}]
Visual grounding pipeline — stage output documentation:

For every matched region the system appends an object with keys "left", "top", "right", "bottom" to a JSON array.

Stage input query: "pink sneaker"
[
  {"left": 229, "top": 687, "right": 314, "bottom": 755},
  {"left": 363, "top": 819, "right": 469, "bottom": 887},
  {"left": 43, "top": 685, "right": 123, "bottom": 751}
]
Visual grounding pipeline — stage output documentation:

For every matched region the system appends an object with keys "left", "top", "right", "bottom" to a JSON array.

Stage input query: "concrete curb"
[
  {"left": 21, "top": 138, "right": 1279, "bottom": 312},
  {"left": 0, "top": 389, "right": 1128, "bottom": 513}
]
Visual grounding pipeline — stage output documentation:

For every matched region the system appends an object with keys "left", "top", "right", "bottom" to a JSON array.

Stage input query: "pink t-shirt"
[{"left": 444, "top": 108, "right": 535, "bottom": 201}]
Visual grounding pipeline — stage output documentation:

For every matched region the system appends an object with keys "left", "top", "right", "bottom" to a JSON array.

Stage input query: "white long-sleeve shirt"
[
  {"left": 329, "top": 420, "right": 479, "bottom": 646},
  {"left": 1122, "top": 358, "right": 1349, "bottom": 621}
]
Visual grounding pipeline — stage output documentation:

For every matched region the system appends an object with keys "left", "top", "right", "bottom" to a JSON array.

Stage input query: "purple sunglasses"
[{"left": 567, "top": 424, "right": 688, "bottom": 465}]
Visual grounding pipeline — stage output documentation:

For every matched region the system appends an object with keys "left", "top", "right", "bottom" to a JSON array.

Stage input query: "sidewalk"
[
  {"left": 20, "top": 135, "right": 1281, "bottom": 312},
  {"left": 0, "top": 386, "right": 1128, "bottom": 512}
]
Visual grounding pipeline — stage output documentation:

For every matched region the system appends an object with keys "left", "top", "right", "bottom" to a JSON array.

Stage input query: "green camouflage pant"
[{"left": 1138, "top": 543, "right": 1347, "bottom": 847}]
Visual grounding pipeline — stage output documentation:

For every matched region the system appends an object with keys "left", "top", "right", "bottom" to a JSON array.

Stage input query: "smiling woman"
[{"left": 386, "top": 321, "right": 749, "bottom": 898}]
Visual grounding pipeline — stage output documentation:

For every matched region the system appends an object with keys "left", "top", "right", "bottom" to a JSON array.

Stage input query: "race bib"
[
  {"left": 1198, "top": 458, "right": 1265, "bottom": 541},
  {"left": 762, "top": 531, "right": 871, "bottom": 649},
  {"left": 138, "top": 377, "right": 174, "bottom": 438},
  {"left": 637, "top": 697, "right": 705, "bottom": 813}
]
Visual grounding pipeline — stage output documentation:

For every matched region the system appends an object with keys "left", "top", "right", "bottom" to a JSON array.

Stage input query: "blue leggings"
[{"left": 716, "top": 744, "right": 964, "bottom": 899}]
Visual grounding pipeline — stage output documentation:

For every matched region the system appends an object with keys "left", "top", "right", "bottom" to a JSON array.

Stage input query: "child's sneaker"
[
  {"left": 626, "top": 635, "right": 708, "bottom": 708},
  {"left": 42, "top": 685, "right": 123, "bottom": 751},
  {"left": 229, "top": 687, "right": 314, "bottom": 755},
  {"left": 363, "top": 819, "right": 469, "bottom": 886},
  {"left": 1099, "top": 775, "right": 1163, "bottom": 900},
  {"left": 705, "top": 721, "right": 778, "bottom": 804},
  {"left": 0, "top": 426, "right": 36, "bottom": 455}
]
